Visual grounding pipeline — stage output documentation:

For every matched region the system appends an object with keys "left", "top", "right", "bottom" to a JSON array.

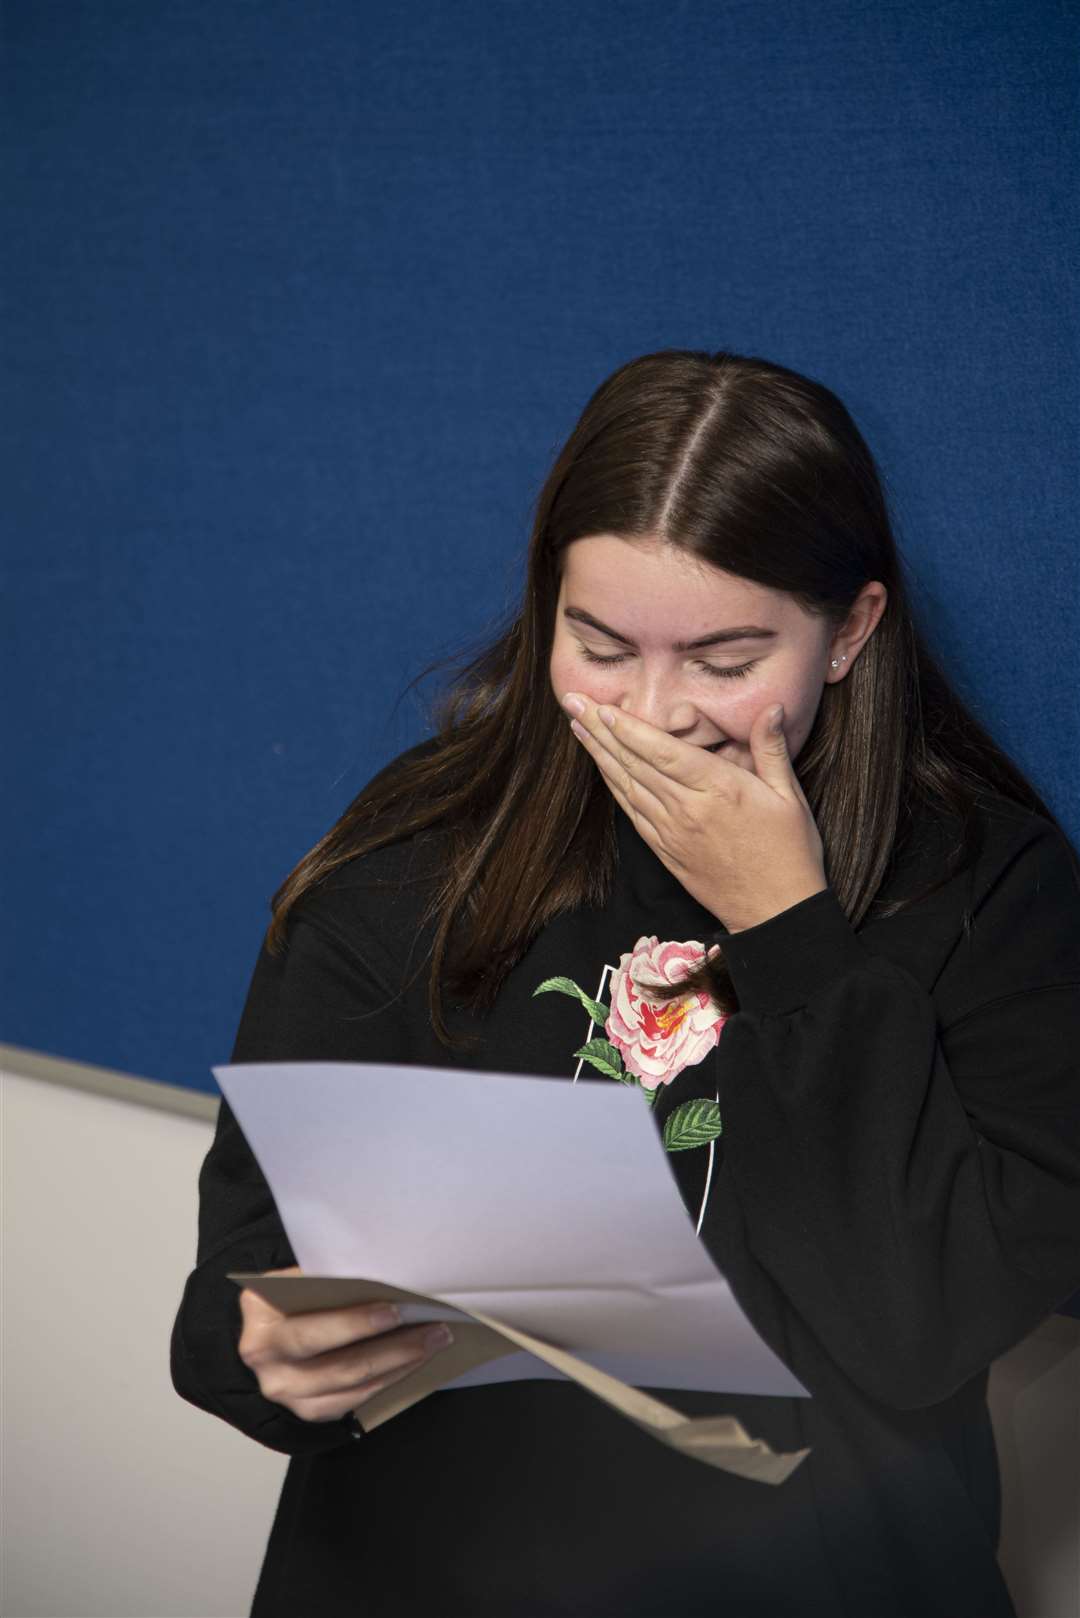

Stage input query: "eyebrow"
[{"left": 563, "top": 607, "right": 778, "bottom": 651}]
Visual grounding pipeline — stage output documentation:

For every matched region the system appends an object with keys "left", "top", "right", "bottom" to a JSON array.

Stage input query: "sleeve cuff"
[
  {"left": 715, "top": 885, "right": 867, "bottom": 1015},
  {"left": 172, "top": 1234, "right": 356, "bottom": 1458}
]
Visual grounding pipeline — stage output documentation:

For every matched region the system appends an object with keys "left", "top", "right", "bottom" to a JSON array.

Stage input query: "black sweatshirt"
[{"left": 171, "top": 764, "right": 1080, "bottom": 1617}]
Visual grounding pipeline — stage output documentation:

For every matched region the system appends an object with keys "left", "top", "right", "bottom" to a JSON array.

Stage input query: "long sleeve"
[
  {"left": 689, "top": 814, "right": 1080, "bottom": 1412},
  {"left": 170, "top": 908, "right": 415, "bottom": 1455}
]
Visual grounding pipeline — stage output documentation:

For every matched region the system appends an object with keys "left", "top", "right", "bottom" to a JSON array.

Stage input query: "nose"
[{"left": 617, "top": 673, "right": 699, "bottom": 736}]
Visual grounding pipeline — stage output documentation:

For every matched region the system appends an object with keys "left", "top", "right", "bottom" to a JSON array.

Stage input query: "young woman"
[{"left": 171, "top": 349, "right": 1080, "bottom": 1617}]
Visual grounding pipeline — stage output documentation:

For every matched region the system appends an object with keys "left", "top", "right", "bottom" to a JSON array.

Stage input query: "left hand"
[{"left": 563, "top": 694, "right": 828, "bottom": 933}]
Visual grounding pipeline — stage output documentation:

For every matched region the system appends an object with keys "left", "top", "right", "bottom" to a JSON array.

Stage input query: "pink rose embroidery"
[
  {"left": 532, "top": 941, "right": 725, "bottom": 1158},
  {"left": 606, "top": 936, "right": 727, "bottom": 1086}
]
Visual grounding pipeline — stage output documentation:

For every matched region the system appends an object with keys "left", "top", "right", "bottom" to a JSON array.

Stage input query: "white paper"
[{"left": 214, "top": 1060, "right": 810, "bottom": 1399}]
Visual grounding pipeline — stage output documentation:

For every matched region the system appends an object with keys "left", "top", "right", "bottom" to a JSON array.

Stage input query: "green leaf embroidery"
[
  {"left": 533, "top": 976, "right": 610, "bottom": 1026},
  {"left": 662, "top": 1098, "right": 723, "bottom": 1153},
  {"left": 572, "top": 1038, "right": 627, "bottom": 1080},
  {"left": 642, "top": 1085, "right": 660, "bottom": 1107}
]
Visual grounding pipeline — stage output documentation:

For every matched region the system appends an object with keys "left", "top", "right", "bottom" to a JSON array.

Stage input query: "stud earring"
[{"left": 830, "top": 654, "right": 848, "bottom": 669}]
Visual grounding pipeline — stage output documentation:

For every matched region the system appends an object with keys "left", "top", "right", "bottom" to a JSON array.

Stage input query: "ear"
[{"left": 828, "top": 581, "right": 888, "bottom": 673}]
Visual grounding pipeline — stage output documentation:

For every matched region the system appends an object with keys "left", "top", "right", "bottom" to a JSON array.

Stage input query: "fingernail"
[
  {"left": 424, "top": 1324, "right": 453, "bottom": 1352},
  {"left": 569, "top": 719, "right": 587, "bottom": 742},
  {"left": 770, "top": 704, "right": 785, "bottom": 731},
  {"left": 562, "top": 693, "right": 585, "bottom": 717},
  {"left": 598, "top": 706, "right": 616, "bottom": 727},
  {"left": 370, "top": 1303, "right": 401, "bottom": 1330}
]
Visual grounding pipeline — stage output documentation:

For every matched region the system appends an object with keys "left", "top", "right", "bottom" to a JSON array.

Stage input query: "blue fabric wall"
[{"left": 5, "top": 0, "right": 1077, "bottom": 1100}]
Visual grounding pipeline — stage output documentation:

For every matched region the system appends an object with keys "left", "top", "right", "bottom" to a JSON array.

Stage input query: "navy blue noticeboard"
[{"left": 5, "top": 0, "right": 1077, "bottom": 1341}]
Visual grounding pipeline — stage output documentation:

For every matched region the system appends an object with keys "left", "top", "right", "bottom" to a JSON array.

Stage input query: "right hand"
[{"left": 238, "top": 1265, "right": 454, "bottom": 1423}]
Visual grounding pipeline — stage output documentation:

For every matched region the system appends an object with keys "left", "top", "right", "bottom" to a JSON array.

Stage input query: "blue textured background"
[{"left": 5, "top": 0, "right": 1077, "bottom": 1099}]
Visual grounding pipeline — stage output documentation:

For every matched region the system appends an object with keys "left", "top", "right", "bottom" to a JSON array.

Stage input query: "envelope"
[{"left": 229, "top": 1270, "right": 810, "bottom": 1484}]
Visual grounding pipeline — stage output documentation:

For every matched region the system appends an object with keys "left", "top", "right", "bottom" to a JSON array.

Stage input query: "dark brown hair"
[{"left": 265, "top": 349, "right": 1072, "bottom": 1041}]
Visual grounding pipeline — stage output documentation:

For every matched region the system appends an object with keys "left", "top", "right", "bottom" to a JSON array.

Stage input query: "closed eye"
[{"left": 579, "top": 648, "right": 758, "bottom": 680}]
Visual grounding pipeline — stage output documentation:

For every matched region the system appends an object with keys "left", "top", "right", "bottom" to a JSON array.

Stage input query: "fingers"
[
  {"left": 240, "top": 1291, "right": 403, "bottom": 1358},
  {"left": 291, "top": 1340, "right": 450, "bottom": 1425},
  {"left": 565, "top": 696, "right": 712, "bottom": 792},
  {"left": 568, "top": 722, "right": 662, "bottom": 843},
  {"left": 570, "top": 717, "right": 670, "bottom": 821},
  {"left": 258, "top": 1321, "right": 455, "bottom": 1423},
  {"left": 303, "top": 1322, "right": 453, "bottom": 1400},
  {"left": 292, "top": 1359, "right": 435, "bottom": 1424},
  {"left": 238, "top": 1288, "right": 457, "bottom": 1424}
]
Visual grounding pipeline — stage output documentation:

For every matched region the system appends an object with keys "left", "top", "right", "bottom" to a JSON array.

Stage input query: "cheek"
[
  {"left": 737, "top": 683, "right": 818, "bottom": 756},
  {"left": 548, "top": 644, "right": 578, "bottom": 702},
  {"left": 700, "top": 679, "right": 792, "bottom": 741},
  {"left": 549, "top": 645, "right": 624, "bottom": 705},
  {"left": 700, "top": 682, "right": 767, "bottom": 727}
]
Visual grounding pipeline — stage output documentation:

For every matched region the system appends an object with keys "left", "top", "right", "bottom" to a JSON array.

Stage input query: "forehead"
[{"left": 558, "top": 534, "right": 798, "bottom": 636}]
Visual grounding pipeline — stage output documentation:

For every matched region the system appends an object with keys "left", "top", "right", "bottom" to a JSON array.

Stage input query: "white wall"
[
  {"left": 991, "top": 1315, "right": 1080, "bottom": 1618},
  {"left": 1, "top": 1056, "right": 1077, "bottom": 1618},
  {"left": 2, "top": 1065, "right": 286, "bottom": 1618}
]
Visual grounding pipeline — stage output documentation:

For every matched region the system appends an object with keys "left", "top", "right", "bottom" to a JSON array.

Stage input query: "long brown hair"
[{"left": 266, "top": 349, "right": 1072, "bottom": 1042}]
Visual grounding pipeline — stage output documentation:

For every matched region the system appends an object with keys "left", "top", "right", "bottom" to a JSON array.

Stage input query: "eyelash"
[{"left": 579, "top": 648, "right": 757, "bottom": 680}]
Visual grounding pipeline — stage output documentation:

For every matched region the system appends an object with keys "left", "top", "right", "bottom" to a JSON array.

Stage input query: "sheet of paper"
[{"left": 214, "top": 1060, "right": 810, "bottom": 1400}]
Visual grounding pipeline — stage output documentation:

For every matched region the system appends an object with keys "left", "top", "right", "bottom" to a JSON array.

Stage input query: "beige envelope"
[{"left": 230, "top": 1271, "right": 811, "bottom": 1485}]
